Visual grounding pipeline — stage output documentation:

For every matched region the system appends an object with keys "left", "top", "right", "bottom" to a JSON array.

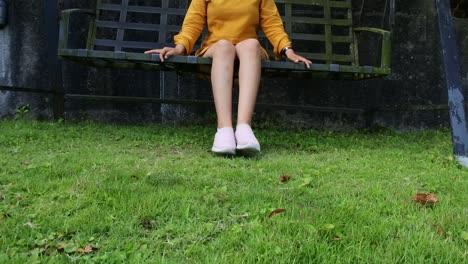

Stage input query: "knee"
[
  {"left": 237, "top": 38, "right": 262, "bottom": 55},
  {"left": 214, "top": 39, "right": 236, "bottom": 56},
  {"left": 242, "top": 39, "right": 262, "bottom": 50}
]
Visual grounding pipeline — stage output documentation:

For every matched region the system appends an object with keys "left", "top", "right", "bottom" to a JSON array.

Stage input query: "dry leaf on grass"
[
  {"left": 268, "top": 209, "right": 285, "bottom": 218},
  {"left": 76, "top": 244, "right": 97, "bottom": 254},
  {"left": 432, "top": 224, "right": 448, "bottom": 238},
  {"left": 279, "top": 174, "right": 291, "bottom": 183},
  {"left": 412, "top": 193, "right": 438, "bottom": 205}
]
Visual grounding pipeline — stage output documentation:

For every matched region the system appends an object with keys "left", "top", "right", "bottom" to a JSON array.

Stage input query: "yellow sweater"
[{"left": 174, "top": 0, "right": 292, "bottom": 60}]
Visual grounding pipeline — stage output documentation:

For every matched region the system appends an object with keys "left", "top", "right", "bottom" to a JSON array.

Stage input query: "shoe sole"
[
  {"left": 211, "top": 146, "right": 236, "bottom": 155},
  {"left": 236, "top": 143, "right": 261, "bottom": 154}
]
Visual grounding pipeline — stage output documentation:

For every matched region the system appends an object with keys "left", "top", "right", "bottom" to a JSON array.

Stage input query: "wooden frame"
[{"left": 58, "top": 0, "right": 392, "bottom": 80}]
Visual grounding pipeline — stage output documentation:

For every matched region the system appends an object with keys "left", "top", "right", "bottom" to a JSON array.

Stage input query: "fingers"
[
  {"left": 143, "top": 48, "right": 165, "bottom": 62},
  {"left": 159, "top": 48, "right": 169, "bottom": 62},
  {"left": 165, "top": 49, "right": 177, "bottom": 58},
  {"left": 159, "top": 50, "right": 166, "bottom": 62},
  {"left": 289, "top": 54, "right": 312, "bottom": 69},
  {"left": 144, "top": 47, "right": 174, "bottom": 62},
  {"left": 143, "top": 49, "right": 165, "bottom": 62},
  {"left": 144, "top": 49, "right": 162, "bottom": 54},
  {"left": 301, "top": 58, "right": 312, "bottom": 69}
]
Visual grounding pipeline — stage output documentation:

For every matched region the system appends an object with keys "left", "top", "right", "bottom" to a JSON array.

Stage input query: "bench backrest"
[{"left": 91, "top": 0, "right": 355, "bottom": 65}]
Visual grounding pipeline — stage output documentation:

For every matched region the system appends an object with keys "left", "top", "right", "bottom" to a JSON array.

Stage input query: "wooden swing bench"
[{"left": 58, "top": 0, "right": 391, "bottom": 80}]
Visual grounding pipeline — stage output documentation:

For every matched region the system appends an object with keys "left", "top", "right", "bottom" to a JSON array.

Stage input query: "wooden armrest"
[
  {"left": 353, "top": 27, "right": 391, "bottom": 36},
  {"left": 59, "top": 9, "right": 96, "bottom": 52},
  {"left": 353, "top": 27, "right": 392, "bottom": 70}
]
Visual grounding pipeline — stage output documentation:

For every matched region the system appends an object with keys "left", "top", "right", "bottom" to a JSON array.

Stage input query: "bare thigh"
[
  {"left": 202, "top": 40, "right": 236, "bottom": 59},
  {"left": 235, "top": 38, "right": 266, "bottom": 60},
  {"left": 202, "top": 39, "right": 266, "bottom": 60}
]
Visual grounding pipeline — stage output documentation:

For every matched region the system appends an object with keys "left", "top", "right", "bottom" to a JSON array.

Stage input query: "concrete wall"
[
  {"left": 0, "top": 0, "right": 467, "bottom": 129},
  {"left": 352, "top": 0, "right": 449, "bottom": 129},
  {"left": 0, "top": 0, "right": 53, "bottom": 119}
]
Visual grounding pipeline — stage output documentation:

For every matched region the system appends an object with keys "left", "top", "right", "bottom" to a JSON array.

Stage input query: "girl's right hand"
[{"left": 144, "top": 44, "right": 186, "bottom": 62}]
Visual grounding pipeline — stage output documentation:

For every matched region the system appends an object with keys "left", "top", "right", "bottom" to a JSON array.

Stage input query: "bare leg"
[
  {"left": 233, "top": 39, "right": 263, "bottom": 153},
  {"left": 203, "top": 40, "right": 236, "bottom": 128},
  {"left": 235, "top": 38, "right": 264, "bottom": 125},
  {"left": 203, "top": 40, "right": 237, "bottom": 154}
]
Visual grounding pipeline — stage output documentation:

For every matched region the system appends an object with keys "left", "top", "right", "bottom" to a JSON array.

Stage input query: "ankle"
[
  {"left": 217, "top": 127, "right": 234, "bottom": 133},
  {"left": 218, "top": 126, "right": 233, "bottom": 129},
  {"left": 236, "top": 123, "right": 252, "bottom": 130}
]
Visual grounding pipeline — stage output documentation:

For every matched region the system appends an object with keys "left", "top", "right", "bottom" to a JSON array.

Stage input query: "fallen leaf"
[
  {"left": 77, "top": 244, "right": 94, "bottom": 254},
  {"left": 279, "top": 174, "right": 291, "bottom": 183},
  {"left": 268, "top": 209, "right": 285, "bottom": 218},
  {"left": 432, "top": 224, "right": 448, "bottom": 238},
  {"left": 412, "top": 193, "right": 438, "bottom": 205}
]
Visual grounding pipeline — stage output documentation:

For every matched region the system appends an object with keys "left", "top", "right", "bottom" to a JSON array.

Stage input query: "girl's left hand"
[{"left": 285, "top": 49, "right": 312, "bottom": 69}]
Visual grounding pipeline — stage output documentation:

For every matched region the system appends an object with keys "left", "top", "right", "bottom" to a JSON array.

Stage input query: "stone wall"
[{"left": 0, "top": 0, "right": 53, "bottom": 119}]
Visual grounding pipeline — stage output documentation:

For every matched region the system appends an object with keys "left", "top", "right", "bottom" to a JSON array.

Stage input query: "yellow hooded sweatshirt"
[{"left": 174, "top": 0, "right": 292, "bottom": 60}]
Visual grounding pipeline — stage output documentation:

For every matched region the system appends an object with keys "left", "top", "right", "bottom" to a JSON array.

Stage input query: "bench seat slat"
[
  {"left": 95, "top": 20, "right": 181, "bottom": 32},
  {"left": 94, "top": 39, "right": 163, "bottom": 50},
  {"left": 300, "top": 53, "right": 354, "bottom": 62},
  {"left": 260, "top": 33, "right": 352, "bottom": 43},
  {"left": 59, "top": 49, "right": 389, "bottom": 78},
  {"left": 288, "top": 33, "right": 352, "bottom": 43},
  {"left": 332, "top": 36, "right": 353, "bottom": 43},
  {"left": 100, "top": 4, "right": 187, "bottom": 15},
  {"left": 291, "top": 17, "right": 352, "bottom": 26},
  {"left": 275, "top": 0, "right": 351, "bottom": 8}
]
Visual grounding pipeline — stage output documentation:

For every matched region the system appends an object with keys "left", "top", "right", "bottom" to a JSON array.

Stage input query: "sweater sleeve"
[
  {"left": 174, "top": 0, "right": 207, "bottom": 55},
  {"left": 260, "top": 0, "right": 292, "bottom": 60}
]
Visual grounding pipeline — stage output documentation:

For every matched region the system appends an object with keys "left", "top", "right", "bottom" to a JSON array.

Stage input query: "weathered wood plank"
[
  {"left": 95, "top": 21, "right": 181, "bottom": 32},
  {"left": 323, "top": 0, "right": 333, "bottom": 63},
  {"left": 100, "top": 4, "right": 187, "bottom": 15},
  {"left": 275, "top": 0, "right": 351, "bottom": 9}
]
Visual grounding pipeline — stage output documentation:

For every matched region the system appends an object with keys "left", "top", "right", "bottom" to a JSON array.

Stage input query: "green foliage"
[
  {"left": 0, "top": 120, "right": 466, "bottom": 263},
  {"left": 15, "top": 104, "right": 31, "bottom": 119}
]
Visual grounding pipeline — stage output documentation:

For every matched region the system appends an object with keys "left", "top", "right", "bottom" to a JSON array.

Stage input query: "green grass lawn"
[{"left": 0, "top": 120, "right": 467, "bottom": 263}]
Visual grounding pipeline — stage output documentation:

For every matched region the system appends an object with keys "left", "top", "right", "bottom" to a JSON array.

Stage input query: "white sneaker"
[
  {"left": 211, "top": 127, "right": 236, "bottom": 155},
  {"left": 235, "top": 124, "right": 260, "bottom": 153}
]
